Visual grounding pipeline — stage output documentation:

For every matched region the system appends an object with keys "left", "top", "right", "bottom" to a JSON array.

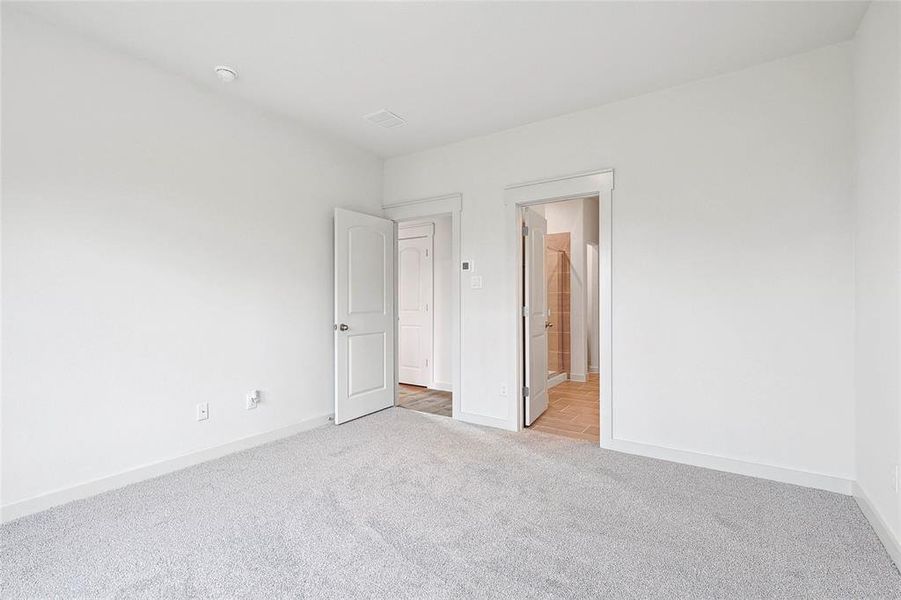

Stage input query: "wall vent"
[{"left": 363, "top": 109, "right": 406, "bottom": 129}]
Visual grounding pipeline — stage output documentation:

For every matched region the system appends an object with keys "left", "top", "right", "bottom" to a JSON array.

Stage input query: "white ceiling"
[{"left": 12, "top": 1, "right": 868, "bottom": 158}]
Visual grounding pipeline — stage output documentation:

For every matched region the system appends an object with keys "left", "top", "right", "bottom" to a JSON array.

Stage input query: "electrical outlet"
[
  {"left": 196, "top": 402, "right": 209, "bottom": 421},
  {"left": 500, "top": 384, "right": 508, "bottom": 397},
  {"left": 246, "top": 390, "right": 260, "bottom": 410}
]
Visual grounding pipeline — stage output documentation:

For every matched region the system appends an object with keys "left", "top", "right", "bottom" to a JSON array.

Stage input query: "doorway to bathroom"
[{"left": 521, "top": 196, "right": 601, "bottom": 442}]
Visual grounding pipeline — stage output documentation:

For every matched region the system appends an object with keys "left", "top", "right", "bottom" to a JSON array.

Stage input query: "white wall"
[
  {"left": 1, "top": 12, "right": 383, "bottom": 508},
  {"left": 384, "top": 44, "right": 855, "bottom": 481},
  {"left": 853, "top": 1, "right": 901, "bottom": 544}
]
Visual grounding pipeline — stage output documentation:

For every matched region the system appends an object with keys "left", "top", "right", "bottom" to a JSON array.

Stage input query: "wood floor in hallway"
[
  {"left": 398, "top": 384, "right": 452, "bottom": 417},
  {"left": 529, "top": 373, "right": 600, "bottom": 442}
]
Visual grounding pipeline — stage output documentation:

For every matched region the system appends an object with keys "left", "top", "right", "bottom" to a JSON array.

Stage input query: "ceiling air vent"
[{"left": 363, "top": 109, "right": 406, "bottom": 129}]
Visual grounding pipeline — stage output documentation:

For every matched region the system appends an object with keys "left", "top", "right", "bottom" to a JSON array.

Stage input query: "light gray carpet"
[{"left": 2, "top": 408, "right": 899, "bottom": 599}]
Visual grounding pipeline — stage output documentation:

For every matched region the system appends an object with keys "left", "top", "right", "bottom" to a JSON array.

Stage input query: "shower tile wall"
[{"left": 545, "top": 232, "right": 571, "bottom": 377}]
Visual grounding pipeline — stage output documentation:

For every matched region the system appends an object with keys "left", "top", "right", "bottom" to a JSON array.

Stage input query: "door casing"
[{"left": 504, "top": 170, "right": 614, "bottom": 445}]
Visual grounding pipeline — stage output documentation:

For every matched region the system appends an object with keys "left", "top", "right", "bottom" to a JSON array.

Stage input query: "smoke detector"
[
  {"left": 363, "top": 109, "right": 406, "bottom": 129},
  {"left": 214, "top": 66, "right": 238, "bottom": 83}
]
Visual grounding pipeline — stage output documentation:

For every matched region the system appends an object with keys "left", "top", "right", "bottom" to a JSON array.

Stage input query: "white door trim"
[
  {"left": 504, "top": 170, "right": 614, "bottom": 444},
  {"left": 383, "top": 194, "right": 462, "bottom": 421},
  {"left": 398, "top": 223, "right": 435, "bottom": 239}
]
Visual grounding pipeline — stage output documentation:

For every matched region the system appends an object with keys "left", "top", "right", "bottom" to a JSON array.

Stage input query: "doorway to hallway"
[{"left": 395, "top": 216, "right": 454, "bottom": 418}]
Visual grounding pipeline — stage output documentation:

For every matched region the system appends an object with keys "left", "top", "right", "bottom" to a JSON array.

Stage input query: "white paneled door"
[
  {"left": 524, "top": 208, "right": 549, "bottom": 425},
  {"left": 334, "top": 208, "right": 395, "bottom": 424},
  {"left": 397, "top": 226, "right": 434, "bottom": 386}
]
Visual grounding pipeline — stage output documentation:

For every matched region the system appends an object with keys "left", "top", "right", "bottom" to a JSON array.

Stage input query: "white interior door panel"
[
  {"left": 524, "top": 208, "right": 549, "bottom": 425},
  {"left": 334, "top": 208, "right": 395, "bottom": 424},
  {"left": 397, "top": 230, "right": 433, "bottom": 386}
]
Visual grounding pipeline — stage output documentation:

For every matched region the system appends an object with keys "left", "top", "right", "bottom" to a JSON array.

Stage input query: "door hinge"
[
  {"left": 522, "top": 223, "right": 529, "bottom": 236},
  {"left": 521, "top": 305, "right": 528, "bottom": 317},
  {"left": 522, "top": 386, "right": 530, "bottom": 397},
  {"left": 425, "top": 358, "right": 429, "bottom": 367},
  {"left": 425, "top": 248, "right": 429, "bottom": 258}
]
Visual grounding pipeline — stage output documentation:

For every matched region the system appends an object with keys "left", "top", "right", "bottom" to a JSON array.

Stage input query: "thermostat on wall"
[{"left": 461, "top": 260, "right": 474, "bottom": 271}]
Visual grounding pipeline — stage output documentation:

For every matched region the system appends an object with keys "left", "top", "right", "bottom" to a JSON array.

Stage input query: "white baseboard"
[
  {"left": 457, "top": 410, "right": 517, "bottom": 432},
  {"left": 602, "top": 437, "right": 852, "bottom": 495},
  {"left": 569, "top": 373, "right": 587, "bottom": 383},
  {"left": 547, "top": 372, "right": 567, "bottom": 389},
  {"left": 588, "top": 365, "right": 599, "bottom": 374},
  {"left": 1, "top": 413, "right": 333, "bottom": 524},
  {"left": 853, "top": 482, "right": 901, "bottom": 567},
  {"left": 429, "top": 381, "right": 453, "bottom": 392}
]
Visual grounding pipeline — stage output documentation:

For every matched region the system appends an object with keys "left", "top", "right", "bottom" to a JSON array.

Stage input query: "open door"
[
  {"left": 334, "top": 208, "right": 395, "bottom": 424},
  {"left": 523, "top": 207, "right": 549, "bottom": 425}
]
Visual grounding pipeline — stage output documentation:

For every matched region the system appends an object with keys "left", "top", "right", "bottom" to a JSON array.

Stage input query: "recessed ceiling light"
[
  {"left": 363, "top": 109, "right": 406, "bottom": 129},
  {"left": 214, "top": 66, "right": 238, "bottom": 83}
]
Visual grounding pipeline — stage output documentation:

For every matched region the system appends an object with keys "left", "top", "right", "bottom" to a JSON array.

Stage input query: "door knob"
[
  {"left": 338, "top": 323, "right": 349, "bottom": 332},
  {"left": 545, "top": 321, "right": 553, "bottom": 328}
]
